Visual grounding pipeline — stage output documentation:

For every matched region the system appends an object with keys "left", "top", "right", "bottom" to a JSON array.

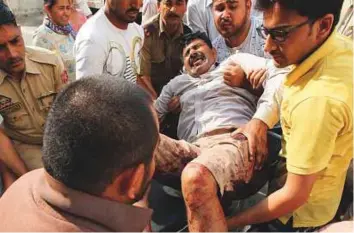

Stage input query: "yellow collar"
[{"left": 285, "top": 32, "right": 338, "bottom": 86}]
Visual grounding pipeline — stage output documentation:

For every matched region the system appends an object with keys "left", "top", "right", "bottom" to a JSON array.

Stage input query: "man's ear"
[
  {"left": 126, "top": 163, "right": 146, "bottom": 201},
  {"left": 315, "top": 14, "right": 334, "bottom": 40},
  {"left": 101, "top": 164, "right": 146, "bottom": 203},
  {"left": 246, "top": 0, "right": 252, "bottom": 16},
  {"left": 44, "top": 4, "right": 51, "bottom": 16}
]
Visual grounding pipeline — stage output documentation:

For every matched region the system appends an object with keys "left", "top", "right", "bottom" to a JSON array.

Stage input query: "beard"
[{"left": 218, "top": 14, "right": 248, "bottom": 39}]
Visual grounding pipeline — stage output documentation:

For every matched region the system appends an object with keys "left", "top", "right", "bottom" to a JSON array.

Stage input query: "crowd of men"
[{"left": 0, "top": 0, "right": 352, "bottom": 231}]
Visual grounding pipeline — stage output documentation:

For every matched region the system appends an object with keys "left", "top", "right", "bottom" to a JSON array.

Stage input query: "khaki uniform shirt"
[
  {"left": 139, "top": 14, "right": 192, "bottom": 94},
  {"left": 0, "top": 47, "right": 67, "bottom": 145}
]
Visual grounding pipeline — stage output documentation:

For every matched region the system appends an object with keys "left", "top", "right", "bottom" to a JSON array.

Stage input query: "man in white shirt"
[
  {"left": 186, "top": 0, "right": 262, "bottom": 42},
  {"left": 154, "top": 31, "right": 288, "bottom": 231},
  {"left": 74, "top": 0, "right": 144, "bottom": 83},
  {"left": 212, "top": 0, "right": 268, "bottom": 63}
]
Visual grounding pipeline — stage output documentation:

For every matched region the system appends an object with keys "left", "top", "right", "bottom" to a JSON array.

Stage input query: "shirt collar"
[
  {"left": 285, "top": 31, "right": 338, "bottom": 86},
  {"left": 36, "top": 170, "right": 152, "bottom": 232},
  {"left": 159, "top": 14, "right": 184, "bottom": 38},
  {"left": 0, "top": 69, "right": 6, "bottom": 85},
  {"left": 25, "top": 53, "right": 42, "bottom": 75},
  {"left": 198, "top": 64, "right": 217, "bottom": 79}
]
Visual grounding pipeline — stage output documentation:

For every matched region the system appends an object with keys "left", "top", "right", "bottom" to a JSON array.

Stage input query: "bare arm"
[
  {"left": 0, "top": 128, "right": 28, "bottom": 177},
  {"left": 230, "top": 97, "right": 351, "bottom": 228},
  {"left": 227, "top": 172, "right": 318, "bottom": 229},
  {"left": 0, "top": 161, "right": 17, "bottom": 191},
  {"left": 137, "top": 75, "right": 158, "bottom": 99}
]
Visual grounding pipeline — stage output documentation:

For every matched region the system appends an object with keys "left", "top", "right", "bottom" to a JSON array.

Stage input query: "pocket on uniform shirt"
[
  {"left": 37, "top": 91, "right": 57, "bottom": 114},
  {"left": 1, "top": 102, "right": 32, "bottom": 130}
]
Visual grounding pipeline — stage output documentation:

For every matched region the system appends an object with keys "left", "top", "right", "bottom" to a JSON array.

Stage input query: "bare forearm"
[
  {"left": 227, "top": 188, "right": 304, "bottom": 229},
  {"left": 0, "top": 162, "right": 17, "bottom": 190},
  {"left": 137, "top": 75, "right": 158, "bottom": 99},
  {"left": 0, "top": 132, "right": 28, "bottom": 177}
]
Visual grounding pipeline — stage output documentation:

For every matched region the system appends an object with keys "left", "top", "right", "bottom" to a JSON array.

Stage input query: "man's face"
[
  {"left": 213, "top": 0, "right": 251, "bottom": 38},
  {"left": 262, "top": 4, "right": 320, "bottom": 68},
  {"left": 106, "top": 0, "right": 143, "bottom": 23},
  {"left": 45, "top": 0, "right": 72, "bottom": 26},
  {"left": 0, "top": 24, "right": 26, "bottom": 76},
  {"left": 183, "top": 39, "right": 216, "bottom": 77},
  {"left": 159, "top": 0, "right": 187, "bottom": 25}
]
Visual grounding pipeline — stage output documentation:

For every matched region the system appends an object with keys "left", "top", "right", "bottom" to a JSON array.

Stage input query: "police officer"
[
  {"left": 0, "top": 3, "right": 67, "bottom": 180},
  {"left": 138, "top": 0, "right": 191, "bottom": 98}
]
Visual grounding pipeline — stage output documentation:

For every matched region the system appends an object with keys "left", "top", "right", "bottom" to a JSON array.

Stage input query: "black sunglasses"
[{"left": 256, "top": 19, "right": 314, "bottom": 43}]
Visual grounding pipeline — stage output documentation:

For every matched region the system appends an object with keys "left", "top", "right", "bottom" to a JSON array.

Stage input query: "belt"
[{"left": 201, "top": 127, "right": 237, "bottom": 138}]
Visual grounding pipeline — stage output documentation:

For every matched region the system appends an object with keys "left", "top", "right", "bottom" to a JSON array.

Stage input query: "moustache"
[
  {"left": 189, "top": 52, "right": 205, "bottom": 66},
  {"left": 220, "top": 17, "right": 232, "bottom": 24},
  {"left": 269, "top": 51, "right": 282, "bottom": 57},
  {"left": 166, "top": 12, "right": 180, "bottom": 18},
  {"left": 126, "top": 8, "right": 140, "bottom": 13},
  {"left": 7, "top": 57, "right": 23, "bottom": 66}
]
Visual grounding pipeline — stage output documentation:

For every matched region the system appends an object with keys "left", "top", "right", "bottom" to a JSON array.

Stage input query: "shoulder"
[
  {"left": 171, "top": 73, "right": 192, "bottom": 85},
  {"left": 142, "top": 14, "right": 159, "bottom": 35},
  {"left": 33, "top": 25, "right": 51, "bottom": 38},
  {"left": 129, "top": 22, "right": 144, "bottom": 37},
  {"left": 32, "top": 28, "right": 54, "bottom": 48},
  {"left": 212, "top": 36, "right": 225, "bottom": 47},
  {"left": 76, "top": 11, "right": 104, "bottom": 39},
  {"left": 25, "top": 46, "right": 61, "bottom": 67},
  {"left": 75, "top": 17, "right": 105, "bottom": 48}
]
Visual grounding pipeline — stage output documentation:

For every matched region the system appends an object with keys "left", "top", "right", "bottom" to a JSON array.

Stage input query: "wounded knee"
[{"left": 182, "top": 163, "right": 217, "bottom": 206}]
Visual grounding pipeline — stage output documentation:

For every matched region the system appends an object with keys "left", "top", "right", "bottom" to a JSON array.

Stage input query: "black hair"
[
  {"left": 256, "top": 0, "right": 345, "bottom": 33},
  {"left": 44, "top": 0, "right": 72, "bottom": 8},
  {"left": 0, "top": 2, "right": 17, "bottom": 26},
  {"left": 43, "top": 75, "right": 159, "bottom": 195},
  {"left": 44, "top": 0, "right": 57, "bottom": 8},
  {"left": 181, "top": 31, "right": 213, "bottom": 49}
]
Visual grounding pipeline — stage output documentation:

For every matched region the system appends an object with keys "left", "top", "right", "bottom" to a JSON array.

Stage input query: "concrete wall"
[{"left": 7, "top": 0, "right": 43, "bottom": 15}]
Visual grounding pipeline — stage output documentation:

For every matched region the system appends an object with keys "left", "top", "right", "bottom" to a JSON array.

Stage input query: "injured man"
[{"left": 153, "top": 32, "right": 289, "bottom": 232}]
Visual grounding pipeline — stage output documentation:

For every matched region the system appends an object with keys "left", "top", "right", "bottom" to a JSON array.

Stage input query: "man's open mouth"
[{"left": 189, "top": 53, "right": 206, "bottom": 67}]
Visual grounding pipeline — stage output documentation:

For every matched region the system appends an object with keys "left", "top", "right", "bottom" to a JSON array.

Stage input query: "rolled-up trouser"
[
  {"left": 155, "top": 132, "right": 254, "bottom": 196},
  {"left": 12, "top": 140, "right": 43, "bottom": 171}
]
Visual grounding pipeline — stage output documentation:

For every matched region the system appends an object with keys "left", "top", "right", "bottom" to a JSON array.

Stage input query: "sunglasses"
[{"left": 256, "top": 19, "right": 314, "bottom": 43}]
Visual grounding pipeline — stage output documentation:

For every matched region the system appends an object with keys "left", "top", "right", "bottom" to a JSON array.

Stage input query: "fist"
[{"left": 223, "top": 62, "right": 246, "bottom": 87}]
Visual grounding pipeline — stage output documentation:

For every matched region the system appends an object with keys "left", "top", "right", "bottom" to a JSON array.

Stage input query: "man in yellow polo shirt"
[{"left": 227, "top": 0, "right": 352, "bottom": 231}]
